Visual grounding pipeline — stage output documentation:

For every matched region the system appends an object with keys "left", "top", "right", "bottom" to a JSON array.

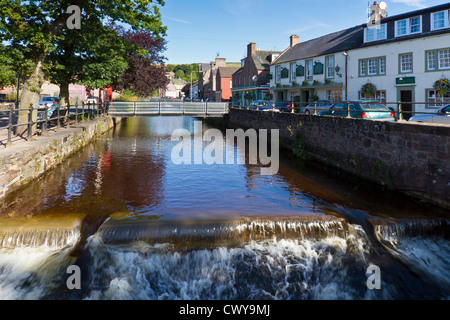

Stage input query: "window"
[
  {"left": 360, "top": 60, "right": 367, "bottom": 76},
  {"left": 427, "top": 89, "right": 450, "bottom": 108},
  {"left": 432, "top": 11, "right": 448, "bottom": 30},
  {"left": 410, "top": 17, "right": 421, "bottom": 33},
  {"left": 427, "top": 51, "right": 436, "bottom": 71},
  {"left": 426, "top": 48, "right": 450, "bottom": 71},
  {"left": 368, "top": 58, "right": 378, "bottom": 75},
  {"left": 326, "top": 56, "right": 335, "bottom": 79},
  {"left": 359, "top": 90, "right": 386, "bottom": 103},
  {"left": 275, "top": 66, "right": 281, "bottom": 83},
  {"left": 365, "top": 24, "right": 386, "bottom": 43},
  {"left": 327, "top": 90, "right": 342, "bottom": 101},
  {"left": 395, "top": 17, "right": 421, "bottom": 37},
  {"left": 396, "top": 20, "right": 407, "bottom": 36},
  {"left": 379, "top": 57, "right": 386, "bottom": 75},
  {"left": 438, "top": 49, "right": 450, "bottom": 69},
  {"left": 399, "top": 53, "right": 413, "bottom": 73},
  {"left": 306, "top": 60, "right": 313, "bottom": 81},
  {"left": 290, "top": 63, "right": 297, "bottom": 82},
  {"left": 359, "top": 57, "right": 386, "bottom": 77}
]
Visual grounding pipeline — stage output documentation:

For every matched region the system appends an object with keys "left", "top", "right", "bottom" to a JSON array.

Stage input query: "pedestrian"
[{"left": 47, "top": 98, "right": 60, "bottom": 119}]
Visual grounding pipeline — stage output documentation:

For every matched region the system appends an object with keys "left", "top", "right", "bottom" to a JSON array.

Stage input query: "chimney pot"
[{"left": 290, "top": 34, "right": 299, "bottom": 47}]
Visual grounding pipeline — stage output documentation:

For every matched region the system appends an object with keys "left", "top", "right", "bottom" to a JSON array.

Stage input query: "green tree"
[
  {"left": 0, "top": 0, "right": 166, "bottom": 135},
  {"left": 175, "top": 69, "right": 185, "bottom": 79},
  {"left": 0, "top": 54, "right": 15, "bottom": 89},
  {"left": 48, "top": 20, "right": 129, "bottom": 104}
]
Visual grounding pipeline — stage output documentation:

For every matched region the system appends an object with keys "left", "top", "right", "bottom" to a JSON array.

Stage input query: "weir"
[{"left": 97, "top": 218, "right": 350, "bottom": 248}]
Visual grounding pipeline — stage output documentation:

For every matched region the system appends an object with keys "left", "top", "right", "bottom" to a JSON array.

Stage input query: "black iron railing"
[{"left": 0, "top": 101, "right": 109, "bottom": 148}]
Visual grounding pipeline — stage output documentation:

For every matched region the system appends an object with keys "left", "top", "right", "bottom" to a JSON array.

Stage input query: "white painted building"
[
  {"left": 269, "top": 2, "right": 450, "bottom": 117},
  {"left": 349, "top": 3, "right": 450, "bottom": 117}
]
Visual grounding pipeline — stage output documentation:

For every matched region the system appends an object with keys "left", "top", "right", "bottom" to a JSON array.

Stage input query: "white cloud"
[
  {"left": 165, "top": 16, "right": 192, "bottom": 25},
  {"left": 390, "top": 0, "right": 427, "bottom": 8},
  {"left": 284, "top": 23, "right": 332, "bottom": 35}
]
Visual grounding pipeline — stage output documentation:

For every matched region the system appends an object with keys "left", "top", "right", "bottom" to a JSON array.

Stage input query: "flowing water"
[{"left": 0, "top": 117, "right": 448, "bottom": 300}]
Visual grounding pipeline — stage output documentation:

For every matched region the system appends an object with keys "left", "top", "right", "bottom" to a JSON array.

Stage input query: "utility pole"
[{"left": 190, "top": 71, "right": 193, "bottom": 102}]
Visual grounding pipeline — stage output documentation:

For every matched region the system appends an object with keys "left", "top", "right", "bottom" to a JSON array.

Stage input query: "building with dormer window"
[
  {"left": 268, "top": 2, "right": 450, "bottom": 117},
  {"left": 349, "top": 2, "right": 450, "bottom": 118}
]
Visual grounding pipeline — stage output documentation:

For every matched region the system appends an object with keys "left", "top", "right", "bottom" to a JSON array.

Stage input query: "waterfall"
[{"left": 97, "top": 218, "right": 350, "bottom": 248}]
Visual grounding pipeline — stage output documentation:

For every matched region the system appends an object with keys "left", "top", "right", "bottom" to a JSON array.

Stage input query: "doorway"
[
  {"left": 277, "top": 91, "right": 284, "bottom": 102},
  {"left": 301, "top": 90, "right": 310, "bottom": 104},
  {"left": 397, "top": 88, "right": 414, "bottom": 120}
]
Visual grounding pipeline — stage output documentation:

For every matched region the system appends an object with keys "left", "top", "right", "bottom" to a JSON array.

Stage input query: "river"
[{"left": 0, "top": 117, "right": 448, "bottom": 300}]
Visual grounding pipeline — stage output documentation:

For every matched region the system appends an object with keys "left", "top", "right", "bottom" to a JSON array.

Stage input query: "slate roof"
[
  {"left": 218, "top": 67, "right": 240, "bottom": 78},
  {"left": 253, "top": 50, "right": 282, "bottom": 70},
  {"left": 274, "top": 25, "right": 364, "bottom": 64}
]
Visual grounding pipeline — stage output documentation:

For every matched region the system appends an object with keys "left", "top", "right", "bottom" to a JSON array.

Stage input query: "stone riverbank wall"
[
  {"left": 227, "top": 109, "right": 450, "bottom": 209},
  {"left": 0, "top": 117, "right": 120, "bottom": 200}
]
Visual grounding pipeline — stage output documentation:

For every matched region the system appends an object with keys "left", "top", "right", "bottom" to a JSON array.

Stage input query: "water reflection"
[{"left": 0, "top": 116, "right": 449, "bottom": 300}]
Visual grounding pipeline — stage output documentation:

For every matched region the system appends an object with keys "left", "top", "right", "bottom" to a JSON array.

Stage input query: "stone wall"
[
  {"left": 0, "top": 117, "right": 119, "bottom": 200},
  {"left": 228, "top": 109, "right": 450, "bottom": 209}
]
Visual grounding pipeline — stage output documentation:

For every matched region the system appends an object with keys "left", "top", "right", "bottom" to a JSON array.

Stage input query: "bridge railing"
[{"left": 108, "top": 101, "right": 229, "bottom": 116}]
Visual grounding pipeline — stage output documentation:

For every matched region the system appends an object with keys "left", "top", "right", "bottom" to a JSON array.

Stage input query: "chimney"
[
  {"left": 247, "top": 42, "right": 256, "bottom": 57},
  {"left": 215, "top": 57, "right": 226, "bottom": 67},
  {"left": 290, "top": 34, "right": 299, "bottom": 47}
]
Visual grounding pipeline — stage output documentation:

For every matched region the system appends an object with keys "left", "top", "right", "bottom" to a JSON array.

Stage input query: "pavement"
[{"left": 0, "top": 108, "right": 99, "bottom": 151}]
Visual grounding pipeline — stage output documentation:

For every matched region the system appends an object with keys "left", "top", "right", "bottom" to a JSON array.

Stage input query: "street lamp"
[
  {"left": 15, "top": 72, "right": 20, "bottom": 110},
  {"left": 343, "top": 51, "right": 348, "bottom": 100}
]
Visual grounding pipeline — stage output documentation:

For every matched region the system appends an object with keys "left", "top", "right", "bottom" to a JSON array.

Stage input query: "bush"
[{"left": 115, "top": 89, "right": 139, "bottom": 102}]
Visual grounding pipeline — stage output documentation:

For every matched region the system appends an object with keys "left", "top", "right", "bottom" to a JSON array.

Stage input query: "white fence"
[{"left": 108, "top": 101, "right": 229, "bottom": 117}]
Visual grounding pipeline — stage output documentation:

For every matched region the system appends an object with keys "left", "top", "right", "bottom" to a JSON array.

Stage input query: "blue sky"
[{"left": 159, "top": 0, "right": 449, "bottom": 64}]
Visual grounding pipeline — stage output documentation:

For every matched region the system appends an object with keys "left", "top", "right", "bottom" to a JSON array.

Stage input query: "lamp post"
[
  {"left": 15, "top": 72, "right": 20, "bottom": 110},
  {"left": 190, "top": 71, "right": 193, "bottom": 102},
  {"left": 343, "top": 51, "right": 348, "bottom": 100}
]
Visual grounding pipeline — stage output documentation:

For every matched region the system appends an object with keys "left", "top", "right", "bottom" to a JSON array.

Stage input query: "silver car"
[
  {"left": 38, "top": 96, "right": 59, "bottom": 110},
  {"left": 303, "top": 100, "right": 333, "bottom": 114},
  {"left": 409, "top": 105, "right": 450, "bottom": 124}
]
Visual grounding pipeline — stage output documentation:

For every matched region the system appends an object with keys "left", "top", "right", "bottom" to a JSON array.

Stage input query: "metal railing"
[
  {"left": 0, "top": 101, "right": 108, "bottom": 148},
  {"left": 232, "top": 100, "right": 449, "bottom": 121},
  {"left": 108, "top": 101, "right": 229, "bottom": 117}
]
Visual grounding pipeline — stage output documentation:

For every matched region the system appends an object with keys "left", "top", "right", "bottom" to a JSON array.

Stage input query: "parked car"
[
  {"left": 205, "top": 98, "right": 215, "bottom": 102},
  {"left": 303, "top": 100, "right": 333, "bottom": 114},
  {"left": 318, "top": 101, "right": 395, "bottom": 121},
  {"left": 408, "top": 105, "right": 450, "bottom": 124},
  {"left": 86, "top": 96, "right": 98, "bottom": 104},
  {"left": 38, "top": 96, "right": 59, "bottom": 110},
  {"left": 275, "top": 101, "right": 301, "bottom": 113},
  {"left": 249, "top": 100, "right": 280, "bottom": 112}
]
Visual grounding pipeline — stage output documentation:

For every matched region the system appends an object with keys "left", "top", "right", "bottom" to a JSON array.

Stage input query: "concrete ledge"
[
  {"left": 0, "top": 117, "right": 120, "bottom": 200},
  {"left": 228, "top": 109, "right": 450, "bottom": 209}
]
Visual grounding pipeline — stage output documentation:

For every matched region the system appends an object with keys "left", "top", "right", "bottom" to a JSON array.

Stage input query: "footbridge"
[{"left": 108, "top": 101, "right": 229, "bottom": 117}]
